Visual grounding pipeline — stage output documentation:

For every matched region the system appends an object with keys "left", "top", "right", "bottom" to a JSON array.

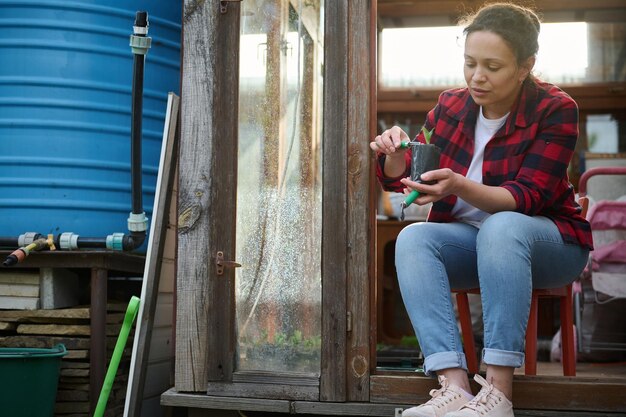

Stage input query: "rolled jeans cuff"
[
  {"left": 482, "top": 348, "right": 525, "bottom": 368},
  {"left": 423, "top": 351, "right": 468, "bottom": 376}
]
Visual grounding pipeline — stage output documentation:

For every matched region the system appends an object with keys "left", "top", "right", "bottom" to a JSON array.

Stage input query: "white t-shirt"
[{"left": 451, "top": 107, "right": 509, "bottom": 228}]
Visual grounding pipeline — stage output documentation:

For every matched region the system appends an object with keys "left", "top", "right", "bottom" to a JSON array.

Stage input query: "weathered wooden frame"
[
  {"left": 174, "top": 0, "right": 375, "bottom": 399},
  {"left": 175, "top": 0, "right": 240, "bottom": 391}
]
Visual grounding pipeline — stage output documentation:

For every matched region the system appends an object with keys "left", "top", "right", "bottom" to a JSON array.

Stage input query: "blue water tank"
[{"left": 0, "top": 0, "right": 180, "bottom": 244}]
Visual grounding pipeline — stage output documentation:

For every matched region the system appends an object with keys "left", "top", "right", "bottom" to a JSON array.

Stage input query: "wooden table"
[{"left": 0, "top": 250, "right": 145, "bottom": 414}]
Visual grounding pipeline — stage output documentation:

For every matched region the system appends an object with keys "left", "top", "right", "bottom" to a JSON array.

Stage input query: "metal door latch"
[{"left": 216, "top": 251, "right": 241, "bottom": 275}]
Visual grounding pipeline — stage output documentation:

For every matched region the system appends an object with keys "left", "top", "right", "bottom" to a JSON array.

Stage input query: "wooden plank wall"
[{"left": 139, "top": 169, "right": 177, "bottom": 416}]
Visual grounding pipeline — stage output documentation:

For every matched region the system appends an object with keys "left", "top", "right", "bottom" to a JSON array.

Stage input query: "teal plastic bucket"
[{"left": 0, "top": 344, "right": 68, "bottom": 417}]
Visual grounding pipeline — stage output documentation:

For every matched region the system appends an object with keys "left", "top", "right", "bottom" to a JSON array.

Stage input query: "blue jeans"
[{"left": 394, "top": 212, "right": 589, "bottom": 375}]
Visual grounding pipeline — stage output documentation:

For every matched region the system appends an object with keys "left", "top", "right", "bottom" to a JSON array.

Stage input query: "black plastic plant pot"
[{"left": 410, "top": 143, "right": 441, "bottom": 184}]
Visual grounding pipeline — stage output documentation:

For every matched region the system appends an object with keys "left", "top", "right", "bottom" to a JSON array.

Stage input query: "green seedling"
[{"left": 422, "top": 126, "right": 434, "bottom": 144}]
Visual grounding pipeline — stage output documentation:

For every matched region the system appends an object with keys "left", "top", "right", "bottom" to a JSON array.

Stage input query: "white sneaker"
[
  {"left": 402, "top": 375, "right": 471, "bottom": 417},
  {"left": 444, "top": 374, "right": 514, "bottom": 417}
]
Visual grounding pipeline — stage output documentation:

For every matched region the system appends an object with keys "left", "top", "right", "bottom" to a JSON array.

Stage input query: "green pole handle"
[
  {"left": 400, "top": 190, "right": 420, "bottom": 221},
  {"left": 403, "top": 189, "right": 420, "bottom": 206},
  {"left": 93, "top": 296, "right": 141, "bottom": 417}
]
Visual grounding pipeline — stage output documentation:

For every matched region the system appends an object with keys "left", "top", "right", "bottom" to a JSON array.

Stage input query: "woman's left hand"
[{"left": 400, "top": 168, "right": 462, "bottom": 204}]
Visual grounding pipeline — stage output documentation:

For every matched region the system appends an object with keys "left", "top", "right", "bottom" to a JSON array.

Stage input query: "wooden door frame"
[
  {"left": 321, "top": 0, "right": 374, "bottom": 402},
  {"left": 175, "top": 0, "right": 240, "bottom": 392},
  {"left": 174, "top": 0, "right": 376, "bottom": 400}
]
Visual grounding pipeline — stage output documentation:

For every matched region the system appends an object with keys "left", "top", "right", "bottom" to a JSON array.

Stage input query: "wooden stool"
[
  {"left": 454, "top": 284, "right": 576, "bottom": 376},
  {"left": 453, "top": 196, "right": 587, "bottom": 377}
]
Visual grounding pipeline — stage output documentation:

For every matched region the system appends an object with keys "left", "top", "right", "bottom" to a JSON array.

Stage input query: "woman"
[{"left": 370, "top": 3, "right": 592, "bottom": 417}]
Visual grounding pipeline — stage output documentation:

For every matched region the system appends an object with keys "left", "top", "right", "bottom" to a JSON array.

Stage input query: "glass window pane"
[
  {"left": 380, "top": 21, "right": 626, "bottom": 88},
  {"left": 586, "top": 114, "right": 620, "bottom": 153},
  {"left": 236, "top": 0, "right": 324, "bottom": 375},
  {"left": 380, "top": 26, "right": 465, "bottom": 88}
]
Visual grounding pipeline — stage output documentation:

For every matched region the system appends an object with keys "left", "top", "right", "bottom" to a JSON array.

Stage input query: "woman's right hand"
[{"left": 370, "top": 126, "right": 410, "bottom": 157}]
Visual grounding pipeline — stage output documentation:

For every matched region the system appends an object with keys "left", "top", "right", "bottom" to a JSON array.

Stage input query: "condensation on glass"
[{"left": 236, "top": 0, "right": 324, "bottom": 374}]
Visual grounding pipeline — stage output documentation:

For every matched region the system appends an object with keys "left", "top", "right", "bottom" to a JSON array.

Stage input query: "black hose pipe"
[
  {"left": 2, "top": 230, "right": 145, "bottom": 258},
  {"left": 123, "top": 232, "right": 146, "bottom": 251},
  {"left": 76, "top": 237, "right": 108, "bottom": 249},
  {"left": 131, "top": 11, "right": 148, "bottom": 216},
  {"left": 3, "top": 253, "right": 20, "bottom": 267},
  {"left": 0, "top": 233, "right": 44, "bottom": 250},
  {"left": 0, "top": 237, "right": 20, "bottom": 248},
  {"left": 3, "top": 236, "right": 53, "bottom": 266},
  {"left": 76, "top": 234, "right": 144, "bottom": 251}
]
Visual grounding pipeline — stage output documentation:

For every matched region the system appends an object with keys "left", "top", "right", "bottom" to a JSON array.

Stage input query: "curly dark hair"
[{"left": 460, "top": 2, "right": 541, "bottom": 64}]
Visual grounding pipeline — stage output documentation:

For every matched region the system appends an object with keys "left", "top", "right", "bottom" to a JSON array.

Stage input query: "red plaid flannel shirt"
[{"left": 377, "top": 79, "right": 593, "bottom": 249}]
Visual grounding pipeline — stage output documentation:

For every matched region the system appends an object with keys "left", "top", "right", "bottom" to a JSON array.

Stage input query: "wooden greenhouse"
[{"left": 161, "top": 1, "right": 626, "bottom": 416}]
